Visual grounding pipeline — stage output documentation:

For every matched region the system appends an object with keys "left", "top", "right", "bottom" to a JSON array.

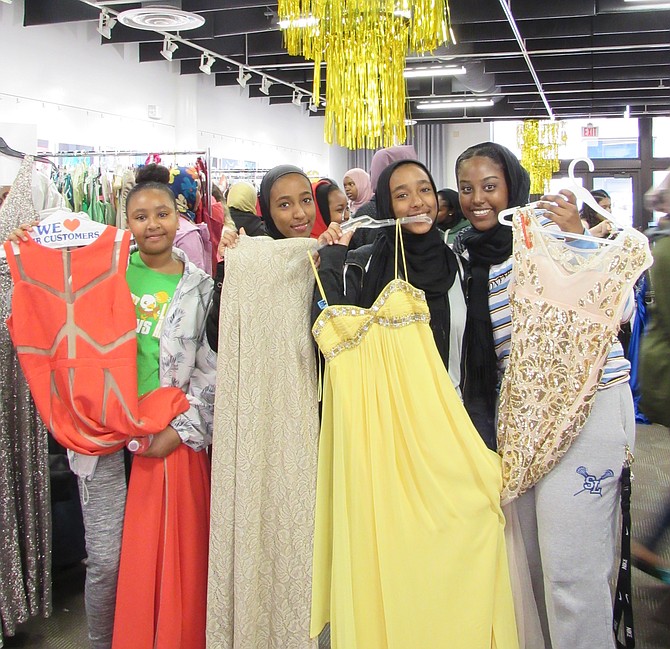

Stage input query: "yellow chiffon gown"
[{"left": 310, "top": 278, "right": 519, "bottom": 649}]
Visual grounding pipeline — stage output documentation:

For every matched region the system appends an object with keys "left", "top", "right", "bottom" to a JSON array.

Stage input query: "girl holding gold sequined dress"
[{"left": 454, "top": 142, "right": 649, "bottom": 649}]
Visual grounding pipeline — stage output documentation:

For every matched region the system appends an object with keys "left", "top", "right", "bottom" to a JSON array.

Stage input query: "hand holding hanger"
[{"left": 535, "top": 189, "right": 584, "bottom": 235}]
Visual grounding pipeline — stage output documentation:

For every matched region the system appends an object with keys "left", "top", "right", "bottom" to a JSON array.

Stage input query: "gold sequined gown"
[
  {"left": 497, "top": 209, "right": 653, "bottom": 504},
  {"left": 0, "top": 157, "right": 52, "bottom": 645},
  {"left": 310, "top": 279, "right": 519, "bottom": 649}
]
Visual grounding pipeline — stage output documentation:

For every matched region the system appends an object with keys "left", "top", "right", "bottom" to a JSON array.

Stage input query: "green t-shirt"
[{"left": 126, "top": 252, "right": 182, "bottom": 396}]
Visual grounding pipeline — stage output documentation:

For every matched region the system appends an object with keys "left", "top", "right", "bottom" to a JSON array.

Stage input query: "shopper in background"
[
  {"left": 164, "top": 165, "right": 213, "bottom": 274},
  {"left": 580, "top": 188, "right": 614, "bottom": 238},
  {"left": 436, "top": 188, "right": 470, "bottom": 245},
  {"left": 226, "top": 181, "right": 267, "bottom": 237},
  {"left": 342, "top": 167, "right": 372, "bottom": 216},
  {"left": 633, "top": 175, "right": 670, "bottom": 581},
  {"left": 634, "top": 211, "right": 670, "bottom": 582},
  {"left": 314, "top": 179, "right": 350, "bottom": 225},
  {"left": 455, "top": 141, "right": 637, "bottom": 649}
]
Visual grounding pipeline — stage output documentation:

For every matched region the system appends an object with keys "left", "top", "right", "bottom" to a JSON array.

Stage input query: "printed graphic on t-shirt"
[{"left": 131, "top": 290, "right": 171, "bottom": 338}]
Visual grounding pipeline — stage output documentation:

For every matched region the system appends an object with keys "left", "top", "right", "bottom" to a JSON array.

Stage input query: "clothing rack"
[
  {"left": 42, "top": 149, "right": 212, "bottom": 218},
  {"left": 42, "top": 149, "right": 209, "bottom": 159}
]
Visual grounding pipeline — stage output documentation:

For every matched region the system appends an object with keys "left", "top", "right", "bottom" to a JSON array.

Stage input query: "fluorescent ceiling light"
[
  {"left": 404, "top": 119, "right": 418, "bottom": 126},
  {"left": 622, "top": 1, "right": 670, "bottom": 7},
  {"left": 278, "top": 16, "right": 318, "bottom": 29},
  {"left": 416, "top": 98, "right": 494, "bottom": 110},
  {"left": 237, "top": 67, "right": 252, "bottom": 88},
  {"left": 403, "top": 65, "right": 466, "bottom": 78},
  {"left": 160, "top": 35, "right": 178, "bottom": 61},
  {"left": 260, "top": 76, "right": 273, "bottom": 95},
  {"left": 199, "top": 53, "right": 215, "bottom": 75},
  {"left": 97, "top": 9, "right": 117, "bottom": 39}
]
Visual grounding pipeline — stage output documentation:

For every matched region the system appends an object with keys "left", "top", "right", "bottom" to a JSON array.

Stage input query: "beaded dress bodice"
[
  {"left": 312, "top": 279, "right": 430, "bottom": 360},
  {"left": 498, "top": 209, "right": 652, "bottom": 504}
]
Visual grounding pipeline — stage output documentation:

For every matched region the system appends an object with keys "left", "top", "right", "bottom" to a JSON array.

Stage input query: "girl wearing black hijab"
[
  {"left": 206, "top": 164, "right": 344, "bottom": 349},
  {"left": 453, "top": 142, "right": 531, "bottom": 450},
  {"left": 316, "top": 160, "right": 467, "bottom": 391},
  {"left": 455, "top": 141, "right": 637, "bottom": 649}
]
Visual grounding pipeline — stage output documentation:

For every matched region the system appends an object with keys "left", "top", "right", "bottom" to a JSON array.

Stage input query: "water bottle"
[{"left": 126, "top": 435, "right": 154, "bottom": 453}]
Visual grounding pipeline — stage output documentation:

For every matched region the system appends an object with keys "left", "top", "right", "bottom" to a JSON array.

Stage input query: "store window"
[
  {"left": 652, "top": 117, "right": 670, "bottom": 158},
  {"left": 493, "top": 118, "right": 639, "bottom": 160}
]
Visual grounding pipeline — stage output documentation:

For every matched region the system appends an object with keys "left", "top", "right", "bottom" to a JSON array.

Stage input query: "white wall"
[{"left": 0, "top": 0, "right": 335, "bottom": 176}]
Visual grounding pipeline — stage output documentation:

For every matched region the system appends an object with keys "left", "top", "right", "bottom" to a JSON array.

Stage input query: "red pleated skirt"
[{"left": 112, "top": 445, "right": 210, "bottom": 649}]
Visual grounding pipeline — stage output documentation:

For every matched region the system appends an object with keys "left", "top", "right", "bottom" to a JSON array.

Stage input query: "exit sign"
[{"left": 582, "top": 125, "right": 599, "bottom": 138}]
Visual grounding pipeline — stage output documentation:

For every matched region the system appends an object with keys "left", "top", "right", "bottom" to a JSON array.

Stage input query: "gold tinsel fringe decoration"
[
  {"left": 278, "top": 0, "right": 454, "bottom": 149},
  {"left": 517, "top": 120, "right": 567, "bottom": 195}
]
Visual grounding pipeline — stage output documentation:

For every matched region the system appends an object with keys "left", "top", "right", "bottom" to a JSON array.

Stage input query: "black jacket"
[{"left": 229, "top": 207, "right": 268, "bottom": 237}]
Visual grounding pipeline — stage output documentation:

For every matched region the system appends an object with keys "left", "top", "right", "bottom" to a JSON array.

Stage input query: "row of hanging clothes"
[
  {"left": 213, "top": 167, "right": 272, "bottom": 194},
  {"left": 43, "top": 150, "right": 212, "bottom": 230},
  {"left": 0, "top": 138, "right": 58, "bottom": 648}
]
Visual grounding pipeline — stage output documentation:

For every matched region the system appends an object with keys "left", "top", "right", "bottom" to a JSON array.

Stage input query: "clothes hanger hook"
[{"left": 566, "top": 157, "right": 613, "bottom": 223}]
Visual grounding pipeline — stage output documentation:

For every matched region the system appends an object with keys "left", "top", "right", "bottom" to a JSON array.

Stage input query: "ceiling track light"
[
  {"left": 97, "top": 9, "right": 117, "bottom": 39},
  {"left": 237, "top": 67, "right": 252, "bottom": 88},
  {"left": 403, "top": 65, "right": 466, "bottom": 78},
  {"left": 199, "top": 53, "right": 215, "bottom": 75},
  {"left": 260, "top": 75, "right": 273, "bottom": 95},
  {"left": 292, "top": 90, "right": 304, "bottom": 107},
  {"left": 160, "top": 35, "right": 178, "bottom": 61}
]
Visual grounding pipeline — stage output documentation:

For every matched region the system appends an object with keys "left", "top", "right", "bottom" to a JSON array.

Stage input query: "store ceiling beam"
[
  {"left": 24, "top": 0, "right": 98, "bottom": 24},
  {"left": 486, "top": 50, "right": 670, "bottom": 74}
]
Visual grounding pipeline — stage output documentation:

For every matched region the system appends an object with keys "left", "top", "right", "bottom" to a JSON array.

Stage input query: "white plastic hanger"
[
  {"left": 567, "top": 158, "right": 617, "bottom": 224},
  {"left": 339, "top": 213, "right": 432, "bottom": 233},
  {"left": 497, "top": 157, "right": 622, "bottom": 247},
  {"left": 1, "top": 209, "right": 125, "bottom": 258}
]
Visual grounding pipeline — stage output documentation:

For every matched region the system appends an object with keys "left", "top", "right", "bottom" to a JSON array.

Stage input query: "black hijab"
[
  {"left": 361, "top": 160, "right": 459, "bottom": 371},
  {"left": 455, "top": 142, "right": 531, "bottom": 413},
  {"left": 259, "top": 165, "right": 313, "bottom": 240}
]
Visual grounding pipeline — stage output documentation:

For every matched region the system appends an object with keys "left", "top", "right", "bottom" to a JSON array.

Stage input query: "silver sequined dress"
[{"left": 0, "top": 156, "right": 52, "bottom": 645}]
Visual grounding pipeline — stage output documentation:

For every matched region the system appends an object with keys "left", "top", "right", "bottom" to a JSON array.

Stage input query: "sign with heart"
[{"left": 29, "top": 211, "right": 109, "bottom": 248}]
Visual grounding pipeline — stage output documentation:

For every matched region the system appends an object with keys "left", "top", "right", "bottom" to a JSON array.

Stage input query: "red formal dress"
[{"left": 3, "top": 226, "right": 189, "bottom": 454}]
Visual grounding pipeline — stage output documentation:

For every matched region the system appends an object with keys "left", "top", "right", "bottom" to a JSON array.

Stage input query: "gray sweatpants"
[
  {"left": 78, "top": 451, "right": 127, "bottom": 649},
  {"left": 515, "top": 383, "right": 635, "bottom": 649}
]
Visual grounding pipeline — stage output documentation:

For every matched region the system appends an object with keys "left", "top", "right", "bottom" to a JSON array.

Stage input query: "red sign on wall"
[{"left": 582, "top": 124, "right": 599, "bottom": 138}]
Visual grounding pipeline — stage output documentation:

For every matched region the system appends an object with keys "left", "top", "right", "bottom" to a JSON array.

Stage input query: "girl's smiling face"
[
  {"left": 126, "top": 187, "right": 180, "bottom": 256},
  {"left": 389, "top": 163, "right": 437, "bottom": 235},
  {"left": 268, "top": 173, "right": 316, "bottom": 238},
  {"left": 457, "top": 156, "right": 510, "bottom": 232}
]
